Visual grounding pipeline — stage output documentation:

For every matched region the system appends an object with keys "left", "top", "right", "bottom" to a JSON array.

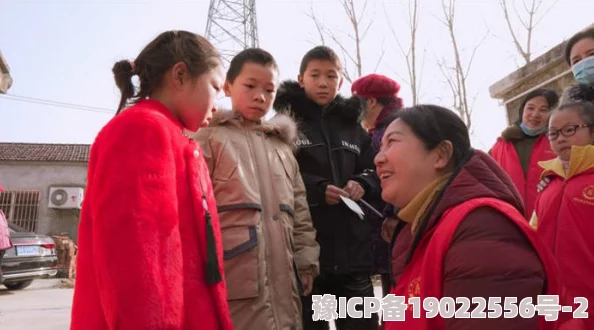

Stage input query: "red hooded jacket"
[
  {"left": 70, "top": 100, "right": 232, "bottom": 330},
  {"left": 532, "top": 145, "right": 594, "bottom": 330}
]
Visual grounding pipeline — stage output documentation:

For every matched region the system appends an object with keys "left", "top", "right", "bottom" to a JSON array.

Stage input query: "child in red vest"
[
  {"left": 70, "top": 31, "right": 232, "bottom": 330},
  {"left": 532, "top": 89, "right": 594, "bottom": 330}
]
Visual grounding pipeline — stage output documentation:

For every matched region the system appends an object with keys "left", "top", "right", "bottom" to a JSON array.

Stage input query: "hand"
[
  {"left": 325, "top": 185, "right": 349, "bottom": 205},
  {"left": 381, "top": 217, "right": 399, "bottom": 243},
  {"left": 537, "top": 177, "right": 551, "bottom": 193},
  {"left": 299, "top": 268, "right": 314, "bottom": 296},
  {"left": 343, "top": 180, "right": 364, "bottom": 201}
]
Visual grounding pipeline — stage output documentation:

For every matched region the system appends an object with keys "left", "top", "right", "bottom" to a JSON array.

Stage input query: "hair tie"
[{"left": 128, "top": 60, "right": 136, "bottom": 73}]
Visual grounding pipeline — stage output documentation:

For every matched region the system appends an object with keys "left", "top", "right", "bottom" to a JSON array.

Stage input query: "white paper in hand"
[{"left": 340, "top": 195, "right": 365, "bottom": 220}]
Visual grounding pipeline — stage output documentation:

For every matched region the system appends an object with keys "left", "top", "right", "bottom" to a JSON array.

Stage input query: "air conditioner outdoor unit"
[{"left": 48, "top": 187, "right": 84, "bottom": 209}]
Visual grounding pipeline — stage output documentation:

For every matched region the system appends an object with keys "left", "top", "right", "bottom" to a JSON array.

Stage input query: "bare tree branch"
[
  {"left": 383, "top": 0, "right": 421, "bottom": 105},
  {"left": 439, "top": 0, "right": 476, "bottom": 128},
  {"left": 500, "top": 0, "right": 529, "bottom": 63},
  {"left": 384, "top": 63, "right": 410, "bottom": 87},
  {"left": 328, "top": 32, "right": 358, "bottom": 68},
  {"left": 374, "top": 38, "right": 387, "bottom": 72},
  {"left": 465, "top": 31, "right": 489, "bottom": 78},
  {"left": 533, "top": 0, "right": 558, "bottom": 27},
  {"left": 500, "top": 0, "right": 555, "bottom": 64},
  {"left": 306, "top": 2, "right": 326, "bottom": 45},
  {"left": 305, "top": 0, "right": 379, "bottom": 82}
]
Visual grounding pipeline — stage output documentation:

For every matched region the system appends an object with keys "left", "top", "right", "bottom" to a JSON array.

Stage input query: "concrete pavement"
[
  {"left": 0, "top": 279, "right": 383, "bottom": 329},
  {"left": 0, "top": 279, "right": 73, "bottom": 330}
]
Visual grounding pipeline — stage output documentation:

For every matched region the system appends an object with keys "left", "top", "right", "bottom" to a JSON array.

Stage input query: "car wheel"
[{"left": 4, "top": 280, "right": 33, "bottom": 290}]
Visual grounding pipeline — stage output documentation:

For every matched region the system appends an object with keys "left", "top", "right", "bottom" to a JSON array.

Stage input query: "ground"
[
  {"left": 0, "top": 278, "right": 383, "bottom": 329},
  {"left": 0, "top": 279, "right": 73, "bottom": 330}
]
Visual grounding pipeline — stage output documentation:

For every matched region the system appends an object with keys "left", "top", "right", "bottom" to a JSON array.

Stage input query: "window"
[{"left": 0, "top": 190, "right": 40, "bottom": 233}]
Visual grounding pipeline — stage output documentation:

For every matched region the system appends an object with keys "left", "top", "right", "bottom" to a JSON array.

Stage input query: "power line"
[{"left": 0, "top": 93, "right": 116, "bottom": 114}]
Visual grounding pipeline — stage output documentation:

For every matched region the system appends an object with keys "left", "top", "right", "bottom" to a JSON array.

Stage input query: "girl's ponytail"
[{"left": 112, "top": 59, "right": 136, "bottom": 114}]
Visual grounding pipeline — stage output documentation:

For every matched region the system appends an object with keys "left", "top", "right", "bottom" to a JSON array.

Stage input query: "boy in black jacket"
[{"left": 274, "top": 46, "right": 380, "bottom": 330}]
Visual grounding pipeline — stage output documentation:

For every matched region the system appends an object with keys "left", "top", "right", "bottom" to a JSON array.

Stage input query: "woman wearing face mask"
[
  {"left": 377, "top": 105, "right": 560, "bottom": 330},
  {"left": 566, "top": 27, "right": 594, "bottom": 86},
  {"left": 490, "top": 89, "right": 559, "bottom": 218}
]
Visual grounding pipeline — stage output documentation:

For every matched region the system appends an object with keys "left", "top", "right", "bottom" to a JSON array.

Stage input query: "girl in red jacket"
[
  {"left": 532, "top": 94, "right": 594, "bottom": 330},
  {"left": 70, "top": 30, "right": 233, "bottom": 330}
]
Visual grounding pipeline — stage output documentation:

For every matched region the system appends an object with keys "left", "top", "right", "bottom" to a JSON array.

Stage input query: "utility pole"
[{"left": 205, "top": 0, "right": 259, "bottom": 64}]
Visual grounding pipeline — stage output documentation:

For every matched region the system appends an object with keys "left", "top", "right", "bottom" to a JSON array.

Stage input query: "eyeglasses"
[{"left": 547, "top": 124, "right": 593, "bottom": 140}]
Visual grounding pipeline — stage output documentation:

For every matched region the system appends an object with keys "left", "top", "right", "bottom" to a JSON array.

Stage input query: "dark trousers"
[{"left": 302, "top": 273, "right": 378, "bottom": 330}]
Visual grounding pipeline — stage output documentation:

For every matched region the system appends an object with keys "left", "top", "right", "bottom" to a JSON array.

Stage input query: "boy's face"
[
  {"left": 298, "top": 59, "right": 343, "bottom": 107},
  {"left": 225, "top": 62, "right": 278, "bottom": 122}
]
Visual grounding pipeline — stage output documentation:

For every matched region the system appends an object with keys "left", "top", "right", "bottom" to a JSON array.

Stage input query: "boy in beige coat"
[{"left": 195, "top": 48, "right": 320, "bottom": 330}]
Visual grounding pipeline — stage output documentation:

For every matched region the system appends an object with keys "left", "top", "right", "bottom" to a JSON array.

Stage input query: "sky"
[{"left": 1, "top": 0, "right": 593, "bottom": 151}]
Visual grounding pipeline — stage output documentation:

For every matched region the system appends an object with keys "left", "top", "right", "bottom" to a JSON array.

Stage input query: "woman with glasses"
[
  {"left": 531, "top": 88, "right": 594, "bottom": 329},
  {"left": 490, "top": 89, "right": 559, "bottom": 218}
]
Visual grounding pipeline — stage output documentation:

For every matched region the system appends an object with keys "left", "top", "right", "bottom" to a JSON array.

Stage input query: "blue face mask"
[
  {"left": 572, "top": 55, "right": 594, "bottom": 85},
  {"left": 520, "top": 122, "right": 547, "bottom": 137}
]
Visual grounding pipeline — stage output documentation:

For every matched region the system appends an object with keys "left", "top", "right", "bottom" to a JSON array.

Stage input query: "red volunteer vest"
[
  {"left": 490, "top": 136, "right": 556, "bottom": 218},
  {"left": 386, "top": 197, "right": 561, "bottom": 330}
]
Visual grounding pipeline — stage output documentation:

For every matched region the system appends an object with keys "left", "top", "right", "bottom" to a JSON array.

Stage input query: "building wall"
[
  {"left": 489, "top": 22, "right": 594, "bottom": 125},
  {"left": 489, "top": 41, "right": 574, "bottom": 126},
  {"left": 0, "top": 161, "right": 87, "bottom": 241}
]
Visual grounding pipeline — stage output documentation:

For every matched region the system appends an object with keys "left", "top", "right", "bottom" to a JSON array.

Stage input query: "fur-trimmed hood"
[
  {"left": 500, "top": 125, "right": 526, "bottom": 141},
  {"left": 208, "top": 109, "right": 298, "bottom": 146},
  {"left": 273, "top": 80, "right": 364, "bottom": 123},
  {"left": 499, "top": 124, "right": 546, "bottom": 141}
]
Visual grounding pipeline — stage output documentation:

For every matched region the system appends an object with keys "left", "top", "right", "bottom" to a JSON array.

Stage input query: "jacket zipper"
[
  {"left": 320, "top": 106, "right": 341, "bottom": 185},
  {"left": 244, "top": 125, "right": 284, "bottom": 329},
  {"left": 551, "top": 179, "right": 568, "bottom": 255}
]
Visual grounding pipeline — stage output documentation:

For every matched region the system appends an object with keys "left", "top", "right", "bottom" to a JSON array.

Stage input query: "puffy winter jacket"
[
  {"left": 195, "top": 110, "right": 320, "bottom": 330},
  {"left": 490, "top": 125, "right": 556, "bottom": 217},
  {"left": 385, "top": 151, "right": 557, "bottom": 330},
  {"left": 274, "top": 81, "right": 380, "bottom": 275},
  {"left": 532, "top": 145, "right": 594, "bottom": 330}
]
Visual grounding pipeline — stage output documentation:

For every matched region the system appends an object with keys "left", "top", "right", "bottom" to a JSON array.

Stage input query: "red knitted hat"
[{"left": 351, "top": 74, "right": 401, "bottom": 99}]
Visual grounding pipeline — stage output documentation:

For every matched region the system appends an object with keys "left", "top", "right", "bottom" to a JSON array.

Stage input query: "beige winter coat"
[{"left": 195, "top": 110, "right": 320, "bottom": 330}]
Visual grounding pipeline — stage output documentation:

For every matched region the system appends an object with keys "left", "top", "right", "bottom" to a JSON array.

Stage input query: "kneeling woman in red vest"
[{"left": 375, "top": 105, "right": 560, "bottom": 330}]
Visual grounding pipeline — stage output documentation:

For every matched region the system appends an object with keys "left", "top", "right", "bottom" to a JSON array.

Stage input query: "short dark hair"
[
  {"left": 382, "top": 104, "right": 474, "bottom": 267},
  {"left": 112, "top": 30, "right": 221, "bottom": 114},
  {"left": 516, "top": 88, "right": 559, "bottom": 125},
  {"left": 299, "top": 46, "right": 342, "bottom": 75},
  {"left": 226, "top": 48, "right": 278, "bottom": 83},
  {"left": 565, "top": 27, "right": 594, "bottom": 65},
  {"left": 385, "top": 104, "right": 471, "bottom": 168},
  {"left": 554, "top": 101, "right": 594, "bottom": 131},
  {"left": 561, "top": 83, "right": 594, "bottom": 104}
]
